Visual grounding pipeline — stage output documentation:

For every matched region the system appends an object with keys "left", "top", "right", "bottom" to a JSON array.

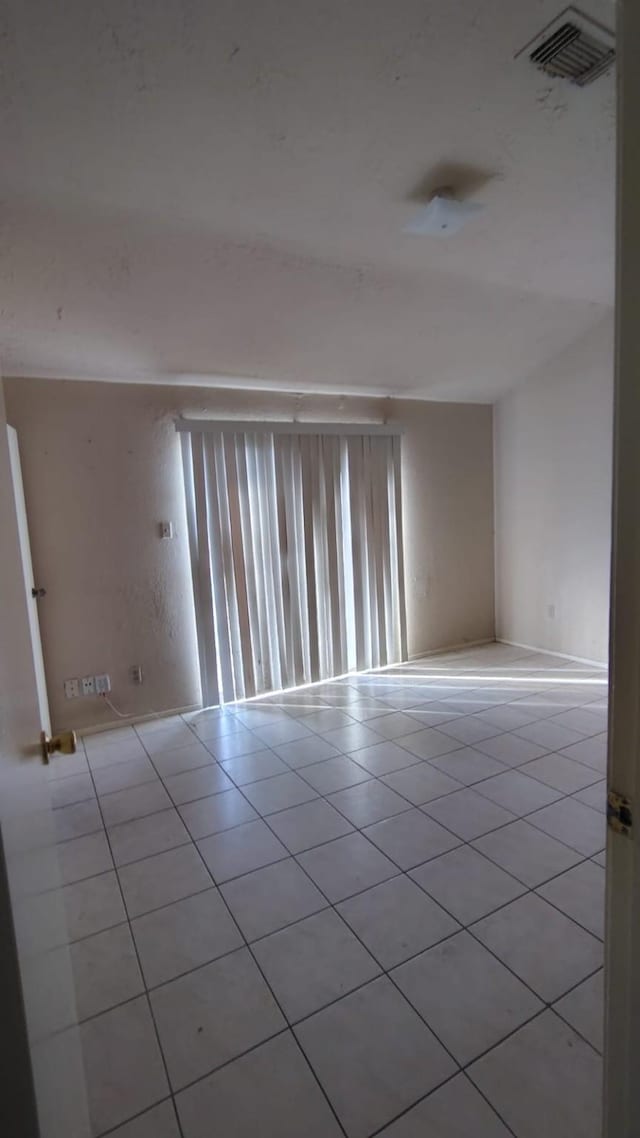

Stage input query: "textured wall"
[
  {"left": 494, "top": 314, "right": 614, "bottom": 663},
  {"left": 5, "top": 378, "right": 494, "bottom": 729}
]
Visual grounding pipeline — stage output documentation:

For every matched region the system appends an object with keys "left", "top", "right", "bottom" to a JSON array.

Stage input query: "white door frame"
[{"left": 604, "top": 2, "right": 640, "bottom": 1133}]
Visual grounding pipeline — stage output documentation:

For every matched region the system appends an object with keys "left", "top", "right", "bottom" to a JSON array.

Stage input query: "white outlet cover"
[
  {"left": 64, "top": 678, "right": 80, "bottom": 699},
  {"left": 95, "top": 674, "right": 111, "bottom": 694},
  {"left": 81, "top": 676, "right": 95, "bottom": 695}
]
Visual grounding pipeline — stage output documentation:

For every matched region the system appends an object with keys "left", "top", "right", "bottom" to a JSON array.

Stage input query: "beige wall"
[
  {"left": 494, "top": 314, "right": 614, "bottom": 664},
  {"left": 4, "top": 378, "right": 494, "bottom": 730}
]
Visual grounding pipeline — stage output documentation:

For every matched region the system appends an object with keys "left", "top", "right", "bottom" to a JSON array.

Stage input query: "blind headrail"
[{"left": 175, "top": 418, "right": 403, "bottom": 437}]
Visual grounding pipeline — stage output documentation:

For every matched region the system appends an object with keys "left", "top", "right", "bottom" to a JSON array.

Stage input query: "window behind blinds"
[{"left": 179, "top": 423, "right": 406, "bottom": 706}]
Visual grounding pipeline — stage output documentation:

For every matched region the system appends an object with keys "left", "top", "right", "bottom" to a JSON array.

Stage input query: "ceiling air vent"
[{"left": 517, "top": 7, "right": 615, "bottom": 87}]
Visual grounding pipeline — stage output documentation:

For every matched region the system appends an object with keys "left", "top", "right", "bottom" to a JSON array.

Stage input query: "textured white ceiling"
[{"left": 0, "top": 0, "right": 615, "bottom": 400}]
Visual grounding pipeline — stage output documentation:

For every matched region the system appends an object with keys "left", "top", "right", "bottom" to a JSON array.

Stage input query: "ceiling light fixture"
[{"left": 404, "top": 187, "right": 485, "bottom": 238}]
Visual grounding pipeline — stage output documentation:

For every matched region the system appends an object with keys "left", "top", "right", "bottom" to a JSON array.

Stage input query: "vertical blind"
[{"left": 179, "top": 421, "right": 407, "bottom": 706}]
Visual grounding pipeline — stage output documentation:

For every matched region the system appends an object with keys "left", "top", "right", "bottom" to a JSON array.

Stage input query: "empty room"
[{"left": 2, "top": 2, "right": 637, "bottom": 1138}]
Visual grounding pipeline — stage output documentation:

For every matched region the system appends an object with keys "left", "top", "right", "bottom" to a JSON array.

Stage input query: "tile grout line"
[
  {"left": 63, "top": 820, "right": 605, "bottom": 958},
  {"left": 133, "top": 716, "right": 475, "bottom": 1133},
  {"left": 127, "top": 723, "right": 351, "bottom": 1136},
  {"left": 166, "top": 683, "right": 606, "bottom": 816},
  {"left": 252, "top": 801, "right": 530, "bottom": 1137},
  {"left": 188, "top": 703, "right": 604, "bottom": 853},
  {"left": 366, "top": 1069, "right": 521, "bottom": 1138},
  {"left": 74, "top": 685, "right": 605, "bottom": 811},
  {"left": 62, "top": 656, "right": 606, "bottom": 1135},
  {"left": 50, "top": 760, "right": 604, "bottom": 880},
  {"left": 62, "top": 743, "right": 606, "bottom": 949},
  {"left": 185, "top": 730, "right": 605, "bottom": 1126},
  {"left": 94, "top": 1097, "right": 180, "bottom": 1138},
  {"left": 161, "top": 790, "right": 352, "bottom": 1138},
  {"left": 81, "top": 753, "right": 189, "bottom": 1138},
  {"left": 55, "top": 742, "right": 606, "bottom": 958},
  {"left": 59, "top": 814, "right": 601, "bottom": 955},
  {"left": 200, "top": 705, "right": 607, "bottom": 1069}
]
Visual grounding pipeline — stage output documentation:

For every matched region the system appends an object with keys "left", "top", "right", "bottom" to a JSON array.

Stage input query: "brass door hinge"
[{"left": 607, "top": 789, "right": 633, "bottom": 836}]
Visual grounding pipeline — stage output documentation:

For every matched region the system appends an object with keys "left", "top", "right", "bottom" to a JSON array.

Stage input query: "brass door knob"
[{"left": 40, "top": 730, "right": 77, "bottom": 765}]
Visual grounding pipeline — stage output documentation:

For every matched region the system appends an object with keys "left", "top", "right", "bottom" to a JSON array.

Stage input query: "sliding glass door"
[{"left": 180, "top": 422, "right": 406, "bottom": 706}]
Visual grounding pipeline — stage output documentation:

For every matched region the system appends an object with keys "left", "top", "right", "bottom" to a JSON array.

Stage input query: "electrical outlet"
[
  {"left": 81, "top": 676, "right": 95, "bottom": 696},
  {"left": 95, "top": 673, "right": 111, "bottom": 694},
  {"left": 159, "top": 521, "right": 174, "bottom": 539},
  {"left": 130, "top": 665, "right": 143, "bottom": 685},
  {"left": 64, "top": 678, "right": 80, "bottom": 699}
]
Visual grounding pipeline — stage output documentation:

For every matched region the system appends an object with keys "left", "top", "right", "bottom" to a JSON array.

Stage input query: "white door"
[
  {"left": 0, "top": 387, "right": 90, "bottom": 1136},
  {"left": 604, "top": 2, "right": 640, "bottom": 1134},
  {"left": 7, "top": 425, "right": 51, "bottom": 736}
]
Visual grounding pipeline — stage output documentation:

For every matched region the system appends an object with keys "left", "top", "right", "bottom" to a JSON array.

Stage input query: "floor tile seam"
[
  {"left": 106, "top": 804, "right": 192, "bottom": 841},
  {"left": 464, "top": 787, "right": 606, "bottom": 855},
  {"left": 378, "top": 958, "right": 592, "bottom": 1138},
  {"left": 137, "top": 696, "right": 604, "bottom": 786},
  {"left": 196, "top": 758, "right": 410, "bottom": 900},
  {"left": 286, "top": 760, "right": 582, "bottom": 847},
  {"left": 493, "top": 762, "right": 604, "bottom": 796},
  {"left": 228, "top": 783, "right": 485, "bottom": 1091},
  {"left": 82, "top": 666, "right": 606, "bottom": 1134},
  {"left": 93, "top": 772, "right": 168, "bottom": 802},
  {"left": 54, "top": 795, "right": 600, "bottom": 923},
  {"left": 523, "top": 810, "right": 606, "bottom": 858},
  {"left": 420, "top": 849, "right": 604, "bottom": 944},
  {"left": 463, "top": 914, "right": 603, "bottom": 1013},
  {"left": 509, "top": 725, "right": 607, "bottom": 753},
  {"left": 366, "top": 1063, "right": 520, "bottom": 1138},
  {"left": 83, "top": 758, "right": 189, "bottom": 1138},
  {"left": 225, "top": 706, "right": 391, "bottom": 757},
  {"left": 180, "top": 826, "right": 352, "bottom": 1138},
  {"left": 55, "top": 786, "right": 597, "bottom": 903},
  {"left": 196, "top": 730, "right": 471, "bottom": 815},
  {"left": 55, "top": 821, "right": 106, "bottom": 845},
  {"left": 531, "top": 886, "right": 605, "bottom": 942},
  {"left": 93, "top": 1093, "right": 174, "bottom": 1138},
  {"left": 70, "top": 842, "right": 566, "bottom": 981},
  {"left": 463, "top": 776, "right": 579, "bottom": 813},
  {"left": 245, "top": 800, "right": 590, "bottom": 1100},
  {"left": 551, "top": 992, "right": 604, "bottom": 1056},
  {"left": 459, "top": 837, "right": 604, "bottom": 903},
  {"left": 420, "top": 751, "right": 547, "bottom": 788},
  {"left": 541, "top": 715, "right": 609, "bottom": 740},
  {"left": 172, "top": 703, "right": 487, "bottom": 781},
  {"left": 80, "top": 687, "right": 608, "bottom": 759},
  {"left": 409, "top": 859, "right": 605, "bottom": 1005},
  {"left": 291, "top": 755, "right": 471, "bottom": 812},
  {"left": 51, "top": 788, "right": 98, "bottom": 809}
]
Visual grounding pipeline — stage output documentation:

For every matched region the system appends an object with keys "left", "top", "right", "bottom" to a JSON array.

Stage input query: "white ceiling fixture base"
[{"left": 404, "top": 190, "right": 485, "bottom": 238}]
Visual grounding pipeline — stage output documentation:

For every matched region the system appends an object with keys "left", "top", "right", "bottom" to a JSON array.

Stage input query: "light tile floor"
[{"left": 50, "top": 643, "right": 607, "bottom": 1137}]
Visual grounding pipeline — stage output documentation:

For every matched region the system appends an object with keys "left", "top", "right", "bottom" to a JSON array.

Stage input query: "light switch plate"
[{"left": 64, "top": 678, "right": 80, "bottom": 699}]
